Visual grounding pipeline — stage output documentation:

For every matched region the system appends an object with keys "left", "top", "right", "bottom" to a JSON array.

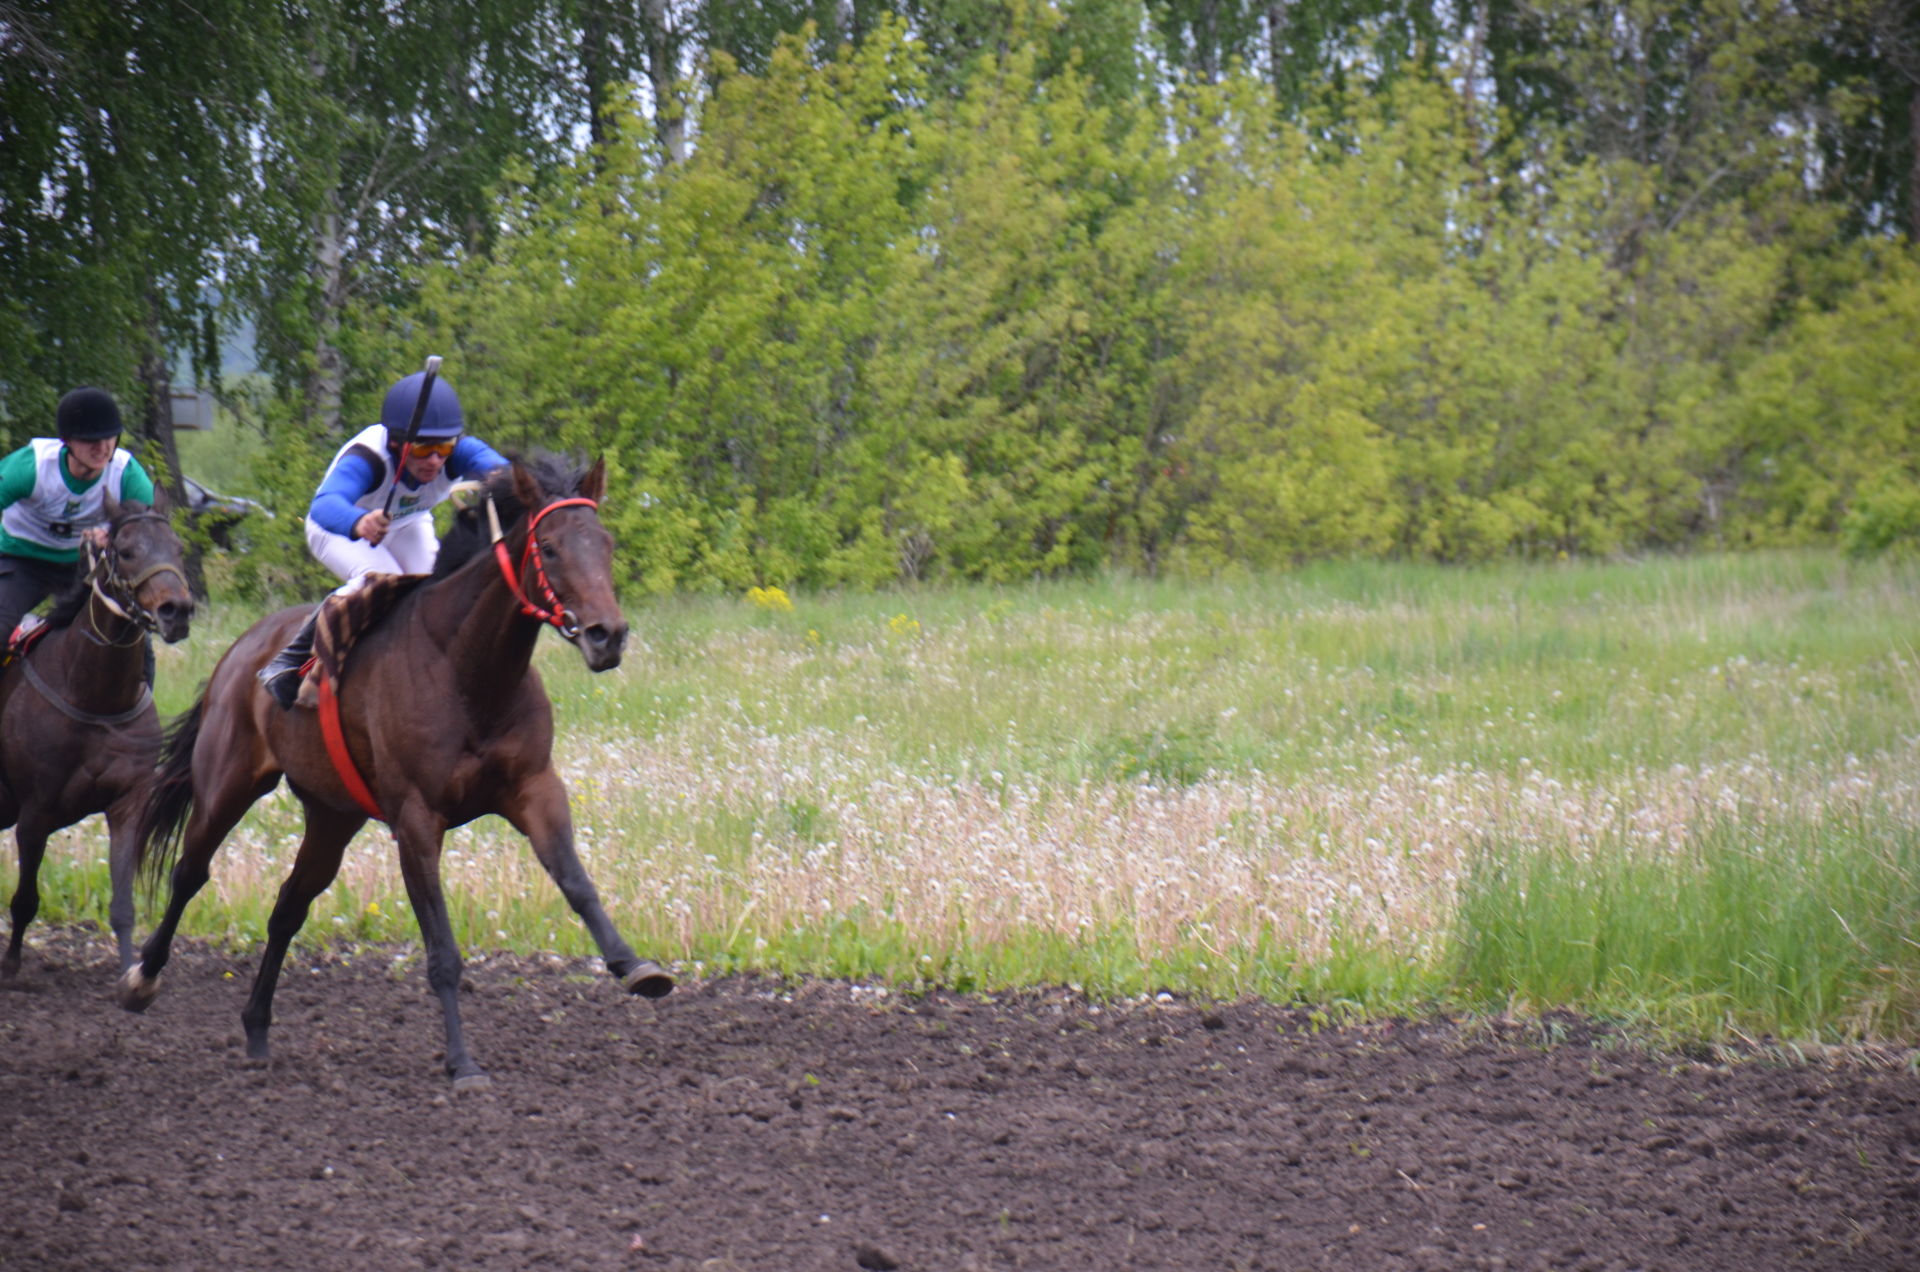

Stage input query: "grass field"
[{"left": 23, "top": 550, "right": 1920, "bottom": 1043}]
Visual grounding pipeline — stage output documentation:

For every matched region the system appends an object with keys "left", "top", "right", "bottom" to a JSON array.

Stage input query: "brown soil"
[{"left": 2, "top": 926, "right": 1917, "bottom": 1272}]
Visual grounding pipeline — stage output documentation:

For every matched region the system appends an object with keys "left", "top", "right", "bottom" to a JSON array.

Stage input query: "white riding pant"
[{"left": 305, "top": 513, "right": 438, "bottom": 585}]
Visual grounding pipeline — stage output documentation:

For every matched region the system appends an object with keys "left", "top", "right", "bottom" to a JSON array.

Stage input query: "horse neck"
[
  {"left": 43, "top": 589, "right": 146, "bottom": 713},
  {"left": 422, "top": 523, "right": 545, "bottom": 701}
]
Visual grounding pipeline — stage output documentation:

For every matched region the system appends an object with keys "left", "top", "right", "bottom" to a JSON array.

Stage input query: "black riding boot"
[{"left": 257, "top": 606, "right": 320, "bottom": 708}]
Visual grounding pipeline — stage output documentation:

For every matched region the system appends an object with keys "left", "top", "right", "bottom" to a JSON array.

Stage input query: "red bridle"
[{"left": 488, "top": 495, "right": 600, "bottom": 639}]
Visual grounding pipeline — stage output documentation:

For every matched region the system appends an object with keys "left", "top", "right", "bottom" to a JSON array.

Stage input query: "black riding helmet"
[{"left": 56, "top": 387, "right": 123, "bottom": 441}]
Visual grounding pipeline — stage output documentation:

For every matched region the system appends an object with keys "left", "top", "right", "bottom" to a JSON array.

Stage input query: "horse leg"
[
  {"left": 105, "top": 791, "right": 144, "bottom": 973},
  {"left": 390, "top": 804, "right": 489, "bottom": 1089},
  {"left": 2, "top": 819, "right": 50, "bottom": 978},
  {"left": 120, "top": 777, "right": 276, "bottom": 1012},
  {"left": 503, "top": 769, "right": 673, "bottom": 998},
  {"left": 239, "top": 801, "right": 363, "bottom": 1063}
]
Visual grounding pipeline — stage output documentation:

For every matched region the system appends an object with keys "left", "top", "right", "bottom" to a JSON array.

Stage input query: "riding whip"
[{"left": 382, "top": 354, "right": 443, "bottom": 515}]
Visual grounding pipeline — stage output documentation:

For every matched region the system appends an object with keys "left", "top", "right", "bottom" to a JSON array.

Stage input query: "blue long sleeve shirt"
[{"left": 309, "top": 436, "right": 508, "bottom": 538}]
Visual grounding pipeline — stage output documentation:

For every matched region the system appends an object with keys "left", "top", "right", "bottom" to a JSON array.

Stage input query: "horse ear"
[
  {"left": 510, "top": 457, "right": 542, "bottom": 509},
  {"left": 103, "top": 488, "right": 122, "bottom": 522},
  {"left": 580, "top": 455, "right": 607, "bottom": 504},
  {"left": 149, "top": 483, "right": 171, "bottom": 514}
]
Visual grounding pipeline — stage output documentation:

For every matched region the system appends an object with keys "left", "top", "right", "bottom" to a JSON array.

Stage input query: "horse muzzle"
[
  {"left": 576, "top": 618, "right": 626, "bottom": 672},
  {"left": 151, "top": 597, "right": 195, "bottom": 644}
]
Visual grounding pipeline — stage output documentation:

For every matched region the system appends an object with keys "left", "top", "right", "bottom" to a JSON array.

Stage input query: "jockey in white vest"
[
  {"left": 0, "top": 387, "right": 157, "bottom": 646},
  {"left": 258, "top": 371, "right": 507, "bottom": 707}
]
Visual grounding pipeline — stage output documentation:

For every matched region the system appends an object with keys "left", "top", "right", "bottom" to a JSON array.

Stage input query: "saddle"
[
  {"left": 293, "top": 572, "right": 428, "bottom": 707},
  {"left": 0, "top": 616, "right": 51, "bottom": 673}
]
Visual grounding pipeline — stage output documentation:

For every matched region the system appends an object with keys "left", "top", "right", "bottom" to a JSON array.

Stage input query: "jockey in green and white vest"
[{"left": 0, "top": 387, "right": 155, "bottom": 642}]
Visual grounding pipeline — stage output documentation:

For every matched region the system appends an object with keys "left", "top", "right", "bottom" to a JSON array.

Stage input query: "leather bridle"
[
  {"left": 486, "top": 494, "right": 600, "bottom": 641},
  {"left": 80, "top": 511, "right": 188, "bottom": 645}
]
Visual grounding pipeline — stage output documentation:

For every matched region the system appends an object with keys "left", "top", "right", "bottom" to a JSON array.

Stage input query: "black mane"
[
  {"left": 432, "top": 452, "right": 594, "bottom": 581},
  {"left": 40, "top": 565, "right": 93, "bottom": 631}
]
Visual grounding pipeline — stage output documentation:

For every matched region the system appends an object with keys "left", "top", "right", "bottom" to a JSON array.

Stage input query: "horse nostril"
[{"left": 583, "top": 623, "right": 626, "bottom": 652}]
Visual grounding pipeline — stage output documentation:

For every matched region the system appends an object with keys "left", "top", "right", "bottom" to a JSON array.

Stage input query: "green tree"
[
  {"left": 860, "top": 24, "right": 1164, "bottom": 580},
  {"left": 246, "top": 0, "right": 585, "bottom": 439},
  {"left": 1712, "top": 248, "right": 1920, "bottom": 549},
  {"left": 0, "top": 0, "right": 276, "bottom": 459}
]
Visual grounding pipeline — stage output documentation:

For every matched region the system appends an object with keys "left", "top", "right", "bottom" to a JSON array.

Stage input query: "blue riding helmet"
[{"left": 381, "top": 372, "right": 464, "bottom": 440}]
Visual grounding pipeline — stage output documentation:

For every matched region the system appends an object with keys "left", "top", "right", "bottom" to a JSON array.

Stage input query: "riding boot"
[{"left": 257, "top": 606, "right": 320, "bottom": 709}]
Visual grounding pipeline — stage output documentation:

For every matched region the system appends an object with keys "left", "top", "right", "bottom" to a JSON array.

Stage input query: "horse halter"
[
  {"left": 82, "top": 511, "right": 188, "bottom": 643},
  {"left": 486, "top": 494, "right": 600, "bottom": 640}
]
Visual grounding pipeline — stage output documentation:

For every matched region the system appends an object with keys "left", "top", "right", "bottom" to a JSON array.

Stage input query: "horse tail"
[{"left": 136, "top": 690, "right": 205, "bottom": 886}]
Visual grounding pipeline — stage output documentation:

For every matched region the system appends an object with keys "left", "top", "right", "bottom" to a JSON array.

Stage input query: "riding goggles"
[{"left": 404, "top": 438, "right": 457, "bottom": 459}]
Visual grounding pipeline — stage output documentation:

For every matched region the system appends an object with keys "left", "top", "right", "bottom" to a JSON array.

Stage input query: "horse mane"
[
  {"left": 431, "top": 452, "right": 594, "bottom": 581},
  {"left": 41, "top": 500, "right": 156, "bottom": 630}
]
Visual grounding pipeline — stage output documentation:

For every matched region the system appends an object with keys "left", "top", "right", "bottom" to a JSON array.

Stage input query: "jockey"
[
  {"left": 258, "top": 370, "right": 507, "bottom": 707},
  {"left": 0, "top": 387, "right": 157, "bottom": 648}
]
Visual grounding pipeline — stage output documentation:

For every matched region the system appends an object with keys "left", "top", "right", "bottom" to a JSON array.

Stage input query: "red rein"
[{"left": 493, "top": 496, "right": 598, "bottom": 636}]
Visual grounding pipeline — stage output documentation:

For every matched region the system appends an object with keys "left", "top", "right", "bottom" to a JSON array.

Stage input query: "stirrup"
[
  {"left": 260, "top": 664, "right": 303, "bottom": 709},
  {"left": 256, "top": 608, "right": 320, "bottom": 708}
]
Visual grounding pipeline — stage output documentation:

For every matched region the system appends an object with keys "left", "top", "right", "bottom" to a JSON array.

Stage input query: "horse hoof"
[
  {"left": 117, "top": 964, "right": 160, "bottom": 1013},
  {"left": 452, "top": 1071, "right": 493, "bottom": 1094},
  {"left": 621, "top": 960, "right": 674, "bottom": 999}
]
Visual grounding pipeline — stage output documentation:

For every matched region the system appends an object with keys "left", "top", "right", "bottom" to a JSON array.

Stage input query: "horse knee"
[
  {"left": 171, "top": 860, "right": 211, "bottom": 896},
  {"left": 264, "top": 902, "right": 313, "bottom": 944},
  {"left": 424, "top": 951, "right": 465, "bottom": 995}
]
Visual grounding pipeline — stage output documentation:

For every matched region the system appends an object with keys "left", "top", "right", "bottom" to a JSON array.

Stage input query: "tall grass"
[
  {"left": 22, "top": 550, "right": 1920, "bottom": 1042},
  {"left": 1457, "top": 817, "right": 1920, "bottom": 1041}
]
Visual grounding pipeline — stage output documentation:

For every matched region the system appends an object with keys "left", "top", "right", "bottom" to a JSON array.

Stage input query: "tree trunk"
[
  {"left": 581, "top": 1, "right": 611, "bottom": 152},
  {"left": 1196, "top": 0, "right": 1220, "bottom": 85},
  {"left": 1910, "top": 80, "right": 1919, "bottom": 242},
  {"left": 1266, "top": 1, "right": 1292, "bottom": 102},
  {"left": 1463, "top": 0, "right": 1491, "bottom": 178},
  {"left": 309, "top": 194, "right": 347, "bottom": 436},
  {"left": 138, "top": 303, "right": 205, "bottom": 597},
  {"left": 642, "top": 0, "right": 685, "bottom": 164}
]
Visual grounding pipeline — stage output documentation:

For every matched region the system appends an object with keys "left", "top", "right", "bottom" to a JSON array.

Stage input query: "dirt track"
[{"left": 2, "top": 926, "right": 1917, "bottom": 1271}]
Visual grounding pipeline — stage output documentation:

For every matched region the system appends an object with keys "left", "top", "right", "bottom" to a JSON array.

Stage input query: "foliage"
[
  {"left": 354, "top": 21, "right": 1920, "bottom": 584},
  {"left": 4, "top": 0, "right": 1918, "bottom": 580},
  {"left": 0, "top": 0, "right": 279, "bottom": 436}
]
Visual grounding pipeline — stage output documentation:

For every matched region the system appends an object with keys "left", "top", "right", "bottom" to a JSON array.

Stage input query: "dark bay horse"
[
  {"left": 123, "top": 455, "right": 672, "bottom": 1088},
  {"left": 0, "top": 496, "right": 194, "bottom": 975}
]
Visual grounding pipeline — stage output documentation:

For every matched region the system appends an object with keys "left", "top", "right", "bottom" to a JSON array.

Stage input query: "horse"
[
  {"left": 0, "top": 495, "right": 194, "bottom": 976},
  {"left": 122, "top": 454, "right": 672, "bottom": 1089}
]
